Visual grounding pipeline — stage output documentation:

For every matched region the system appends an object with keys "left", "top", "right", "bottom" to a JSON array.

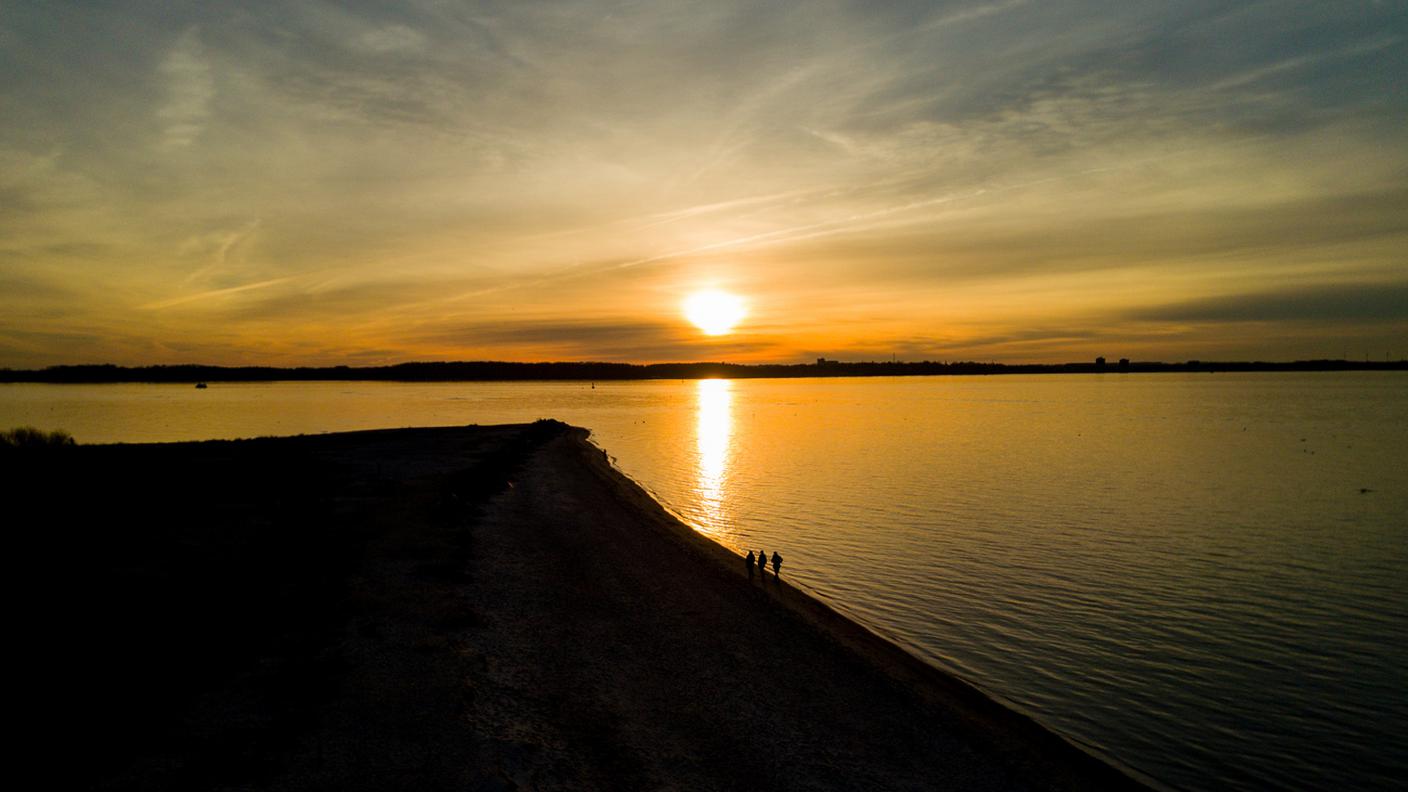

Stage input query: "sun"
[{"left": 683, "top": 290, "right": 746, "bottom": 336}]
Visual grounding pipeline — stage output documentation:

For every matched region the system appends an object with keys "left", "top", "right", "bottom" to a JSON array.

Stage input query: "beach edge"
[{"left": 561, "top": 426, "right": 1155, "bottom": 791}]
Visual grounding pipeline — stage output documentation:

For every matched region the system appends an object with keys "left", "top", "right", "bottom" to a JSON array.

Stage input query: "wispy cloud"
[
  {"left": 142, "top": 276, "right": 294, "bottom": 310},
  {"left": 352, "top": 24, "right": 426, "bottom": 55},
  {"left": 406, "top": 317, "right": 785, "bottom": 362},
  {"left": 157, "top": 27, "right": 214, "bottom": 149},
  {"left": 1208, "top": 34, "right": 1403, "bottom": 91},
  {"left": 179, "top": 219, "right": 262, "bottom": 285}
]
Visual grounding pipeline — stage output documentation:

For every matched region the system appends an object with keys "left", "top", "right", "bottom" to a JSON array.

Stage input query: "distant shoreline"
[{"left": 3, "top": 358, "right": 1404, "bottom": 383}]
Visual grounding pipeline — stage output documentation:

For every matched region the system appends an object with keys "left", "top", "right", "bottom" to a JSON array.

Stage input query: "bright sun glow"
[{"left": 683, "top": 290, "right": 746, "bottom": 335}]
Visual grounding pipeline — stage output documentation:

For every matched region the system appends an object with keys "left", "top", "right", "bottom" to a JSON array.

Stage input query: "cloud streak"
[
  {"left": 142, "top": 277, "right": 295, "bottom": 310},
  {"left": 1129, "top": 283, "right": 1408, "bottom": 324},
  {"left": 157, "top": 27, "right": 214, "bottom": 149}
]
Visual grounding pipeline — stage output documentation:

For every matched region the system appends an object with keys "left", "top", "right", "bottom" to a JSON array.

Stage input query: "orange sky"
[{"left": 3, "top": 2, "right": 1407, "bottom": 367}]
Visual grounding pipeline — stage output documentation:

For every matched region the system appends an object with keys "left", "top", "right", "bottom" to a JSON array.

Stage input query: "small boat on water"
[{"left": 195, "top": 382, "right": 208, "bottom": 389}]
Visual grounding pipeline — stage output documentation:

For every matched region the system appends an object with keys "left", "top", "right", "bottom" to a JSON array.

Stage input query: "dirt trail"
[{"left": 455, "top": 427, "right": 1139, "bottom": 791}]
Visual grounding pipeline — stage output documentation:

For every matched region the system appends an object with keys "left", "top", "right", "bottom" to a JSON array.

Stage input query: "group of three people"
[{"left": 745, "top": 549, "right": 782, "bottom": 580}]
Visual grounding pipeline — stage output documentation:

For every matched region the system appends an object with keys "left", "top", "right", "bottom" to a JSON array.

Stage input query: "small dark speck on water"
[{"left": 1360, "top": 488, "right": 1373, "bottom": 494}]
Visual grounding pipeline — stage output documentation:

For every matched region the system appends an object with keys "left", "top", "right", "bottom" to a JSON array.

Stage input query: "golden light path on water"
[{"left": 693, "top": 378, "right": 734, "bottom": 543}]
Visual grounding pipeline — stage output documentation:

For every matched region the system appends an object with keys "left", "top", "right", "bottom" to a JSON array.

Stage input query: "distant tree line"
[{"left": 0, "top": 358, "right": 1403, "bottom": 383}]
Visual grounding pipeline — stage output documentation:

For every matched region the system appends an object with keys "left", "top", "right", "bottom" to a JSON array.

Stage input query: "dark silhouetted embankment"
[{"left": 10, "top": 422, "right": 1148, "bottom": 790}]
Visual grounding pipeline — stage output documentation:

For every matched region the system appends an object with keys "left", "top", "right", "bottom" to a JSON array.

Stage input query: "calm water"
[{"left": 4, "top": 374, "right": 1405, "bottom": 791}]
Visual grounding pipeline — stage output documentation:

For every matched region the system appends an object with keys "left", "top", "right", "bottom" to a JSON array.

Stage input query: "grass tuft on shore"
[{"left": 1, "top": 426, "right": 75, "bottom": 448}]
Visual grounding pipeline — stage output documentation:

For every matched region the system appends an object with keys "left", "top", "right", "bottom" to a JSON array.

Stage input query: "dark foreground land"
[{"left": 10, "top": 422, "right": 1145, "bottom": 790}]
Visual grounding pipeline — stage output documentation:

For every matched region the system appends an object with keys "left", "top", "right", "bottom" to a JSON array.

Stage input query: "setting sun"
[{"left": 683, "top": 290, "right": 746, "bottom": 336}]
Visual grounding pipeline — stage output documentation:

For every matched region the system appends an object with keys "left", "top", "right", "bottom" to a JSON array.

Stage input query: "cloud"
[
  {"left": 157, "top": 27, "right": 214, "bottom": 148},
  {"left": 417, "top": 319, "right": 682, "bottom": 349},
  {"left": 3, "top": 1, "right": 1408, "bottom": 365},
  {"left": 142, "top": 276, "right": 294, "bottom": 310},
  {"left": 352, "top": 24, "right": 427, "bottom": 55},
  {"left": 207, "top": 276, "right": 481, "bottom": 322},
  {"left": 1206, "top": 35, "right": 1403, "bottom": 92},
  {"left": 1129, "top": 283, "right": 1408, "bottom": 324},
  {"left": 406, "top": 318, "right": 785, "bottom": 363},
  {"left": 0, "top": 273, "right": 75, "bottom": 301},
  {"left": 178, "top": 219, "right": 262, "bottom": 284}
]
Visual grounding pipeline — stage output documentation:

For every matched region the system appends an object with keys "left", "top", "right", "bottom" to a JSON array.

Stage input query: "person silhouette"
[
  {"left": 745, "top": 550, "right": 755, "bottom": 581},
  {"left": 757, "top": 549, "right": 768, "bottom": 580},
  {"left": 771, "top": 551, "right": 783, "bottom": 578}
]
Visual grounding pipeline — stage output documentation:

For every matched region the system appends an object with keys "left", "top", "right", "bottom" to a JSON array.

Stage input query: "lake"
[{"left": 3, "top": 373, "right": 1404, "bottom": 791}]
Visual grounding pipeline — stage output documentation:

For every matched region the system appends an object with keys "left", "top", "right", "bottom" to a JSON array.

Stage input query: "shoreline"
[
  {"left": 3, "top": 358, "right": 1404, "bottom": 384},
  {"left": 15, "top": 421, "right": 1150, "bottom": 789},
  {"left": 566, "top": 427, "right": 1152, "bottom": 790}
]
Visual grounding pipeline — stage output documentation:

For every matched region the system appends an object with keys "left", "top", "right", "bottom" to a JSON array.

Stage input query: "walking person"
[
  {"left": 745, "top": 550, "right": 755, "bottom": 581},
  {"left": 757, "top": 549, "right": 768, "bottom": 580},
  {"left": 771, "top": 550, "right": 783, "bottom": 578}
]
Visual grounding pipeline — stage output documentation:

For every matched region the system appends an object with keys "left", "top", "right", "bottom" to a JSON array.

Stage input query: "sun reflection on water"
[{"left": 695, "top": 378, "right": 733, "bottom": 539}]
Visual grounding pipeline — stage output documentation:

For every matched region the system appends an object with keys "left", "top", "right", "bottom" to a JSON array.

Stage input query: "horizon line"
[{"left": 3, "top": 358, "right": 1404, "bottom": 384}]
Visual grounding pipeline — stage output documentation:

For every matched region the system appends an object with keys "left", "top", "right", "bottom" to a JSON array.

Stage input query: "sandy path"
[{"left": 458, "top": 428, "right": 1127, "bottom": 791}]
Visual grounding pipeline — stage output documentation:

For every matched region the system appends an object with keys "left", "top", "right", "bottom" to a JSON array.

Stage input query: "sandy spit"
[
  {"left": 455, "top": 424, "right": 1147, "bottom": 791},
  {"left": 15, "top": 421, "right": 1148, "bottom": 790}
]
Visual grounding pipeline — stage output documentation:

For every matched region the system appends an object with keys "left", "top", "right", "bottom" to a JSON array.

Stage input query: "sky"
[{"left": 2, "top": 0, "right": 1406, "bottom": 367}]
